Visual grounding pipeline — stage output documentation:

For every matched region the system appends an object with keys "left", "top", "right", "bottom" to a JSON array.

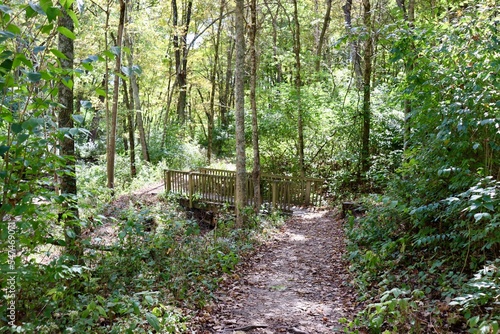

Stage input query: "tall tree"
[
  {"left": 292, "top": 0, "right": 305, "bottom": 177},
  {"left": 396, "top": 0, "right": 415, "bottom": 150},
  {"left": 172, "top": 0, "right": 193, "bottom": 124},
  {"left": 343, "top": 0, "right": 363, "bottom": 88},
  {"left": 249, "top": 0, "right": 261, "bottom": 210},
  {"left": 107, "top": 0, "right": 126, "bottom": 189},
  {"left": 207, "top": 0, "right": 225, "bottom": 164},
  {"left": 360, "top": 0, "right": 372, "bottom": 175},
  {"left": 315, "top": 0, "right": 333, "bottom": 72},
  {"left": 58, "top": 1, "right": 81, "bottom": 258},
  {"left": 234, "top": 0, "right": 246, "bottom": 226}
]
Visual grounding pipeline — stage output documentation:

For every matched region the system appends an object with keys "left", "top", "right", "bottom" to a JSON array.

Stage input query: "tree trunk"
[
  {"left": 107, "top": 0, "right": 126, "bottom": 189},
  {"left": 264, "top": 2, "right": 282, "bottom": 84},
  {"left": 396, "top": 0, "right": 415, "bottom": 151},
  {"left": 360, "top": 0, "right": 372, "bottom": 175},
  {"left": 343, "top": 0, "right": 363, "bottom": 89},
  {"left": 235, "top": 0, "right": 246, "bottom": 227},
  {"left": 219, "top": 36, "right": 234, "bottom": 129},
  {"left": 122, "top": 75, "right": 137, "bottom": 177},
  {"left": 207, "top": 0, "right": 225, "bottom": 164},
  {"left": 315, "top": 0, "right": 332, "bottom": 72},
  {"left": 292, "top": 0, "right": 305, "bottom": 178},
  {"left": 58, "top": 2, "right": 81, "bottom": 259},
  {"left": 249, "top": 0, "right": 261, "bottom": 211},
  {"left": 172, "top": 0, "right": 193, "bottom": 124}
]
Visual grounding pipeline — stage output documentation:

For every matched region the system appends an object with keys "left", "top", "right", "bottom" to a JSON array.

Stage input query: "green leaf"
[
  {"left": 0, "top": 5, "right": 12, "bottom": 14},
  {"left": 66, "top": 229, "right": 76, "bottom": 239},
  {"left": 57, "top": 26, "right": 76, "bottom": 40},
  {"left": 0, "top": 30, "right": 15, "bottom": 42},
  {"left": 13, "top": 53, "right": 33, "bottom": 69},
  {"left": 72, "top": 114, "right": 84, "bottom": 125},
  {"left": 474, "top": 213, "right": 491, "bottom": 222},
  {"left": 27, "top": 3, "right": 44, "bottom": 16},
  {"left": 110, "top": 46, "right": 121, "bottom": 56},
  {"left": 146, "top": 312, "right": 161, "bottom": 331},
  {"left": 27, "top": 72, "right": 42, "bottom": 82},
  {"left": 6, "top": 24, "right": 20, "bottom": 35},
  {"left": 95, "top": 88, "right": 107, "bottom": 97},
  {"left": 0, "top": 145, "right": 10, "bottom": 158},
  {"left": 50, "top": 49, "right": 68, "bottom": 60},
  {"left": 41, "top": 23, "right": 54, "bottom": 34},
  {"left": 11, "top": 123, "right": 22, "bottom": 133}
]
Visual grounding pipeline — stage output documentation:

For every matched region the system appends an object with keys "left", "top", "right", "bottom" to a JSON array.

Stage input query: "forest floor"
[
  {"left": 89, "top": 182, "right": 359, "bottom": 333},
  {"left": 190, "top": 208, "right": 358, "bottom": 333}
]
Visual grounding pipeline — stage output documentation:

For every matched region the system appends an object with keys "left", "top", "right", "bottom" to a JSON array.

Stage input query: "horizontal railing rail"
[{"left": 164, "top": 168, "right": 325, "bottom": 211}]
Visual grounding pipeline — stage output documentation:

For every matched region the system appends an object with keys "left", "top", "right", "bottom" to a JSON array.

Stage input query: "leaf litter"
[{"left": 191, "top": 208, "right": 357, "bottom": 333}]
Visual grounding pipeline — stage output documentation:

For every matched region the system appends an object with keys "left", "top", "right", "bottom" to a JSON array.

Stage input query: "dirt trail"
[{"left": 195, "top": 209, "right": 356, "bottom": 333}]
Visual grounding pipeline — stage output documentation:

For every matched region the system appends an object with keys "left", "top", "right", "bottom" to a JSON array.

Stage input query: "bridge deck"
[{"left": 164, "top": 168, "right": 325, "bottom": 212}]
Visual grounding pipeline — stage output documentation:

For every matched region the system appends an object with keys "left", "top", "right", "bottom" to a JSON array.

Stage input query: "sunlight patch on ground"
[{"left": 287, "top": 232, "right": 307, "bottom": 241}]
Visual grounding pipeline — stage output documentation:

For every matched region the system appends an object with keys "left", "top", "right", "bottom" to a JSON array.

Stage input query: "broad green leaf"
[
  {"left": 0, "top": 145, "right": 10, "bottom": 158},
  {"left": 6, "top": 24, "right": 20, "bottom": 35},
  {"left": 146, "top": 312, "right": 161, "bottom": 331},
  {"left": 0, "top": 5, "right": 12, "bottom": 14},
  {"left": 41, "top": 23, "right": 54, "bottom": 34},
  {"left": 50, "top": 49, "right": 68, "bottom": 60},
  {"left": 0, "top": 30, "right": 15, "bottom": 42},
  {"left": 57, "top": 26, "right": 76, "bottom": 40},
  {"left": 72, "top": 114, "right": 84, "bottom": 125},
  {"left": 95, "top": 88, "right": 106, "bottom": 97},
  {"left": 110, "top": 46, "right": 121, "bottom": 56},
  {"left": 66, "top": 228, "right": 76, "bottom": 239},
  {"left": 27, "top": 72, "right": 42, "bottom": 82},
  {"left": 34, "top": 45, "right": 46, "bottom": 54},
  {"left": 13, "top": 53, "right": 33, "bottom": 69},
  {"left": 11, "top": 123, "right": 22, "bottom": 133}
]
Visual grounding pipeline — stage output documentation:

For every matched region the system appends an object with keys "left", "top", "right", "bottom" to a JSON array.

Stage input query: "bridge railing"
[{"left": 164, "top": 168, "right": 325, "bottom": 211}]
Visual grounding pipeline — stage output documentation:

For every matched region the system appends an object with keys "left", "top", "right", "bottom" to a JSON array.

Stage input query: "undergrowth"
[
  {"left": 342, "top": 177, "right": 499, "bottom": 333},
  {"left": 1, "top": 190, "right": 283, "bottom": 333}
]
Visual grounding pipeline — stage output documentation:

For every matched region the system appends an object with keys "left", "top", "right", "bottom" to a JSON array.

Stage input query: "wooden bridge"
[{"left": 164, "top": 168, "right": 325, "bottom": 212}]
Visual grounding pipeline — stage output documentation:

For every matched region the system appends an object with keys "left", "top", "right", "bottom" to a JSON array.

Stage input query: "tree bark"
[
  {"left": 315, "top": 0, "right": 332, "bottom": 72},
  {"left": 396, "top": 0, "right": 415, "bottom": 151},
  {"left": 249, "top": 0, "right": 261, "bottom": 211},
  {"left": 343, "top": 0, "right": 363, "bottom": 89},
  {"left": 107, "top": 0, "right": 126, "bottom": 189},
  {"left": 360, "top": 0, "right": 372, "bottom": 175},
  {"left": 292, "top": 0, "right": 305, "bottom": 177},
  {"left": 207, "top": 0, "right": 225, "bottom": 164},
  {"left": 235, "top": 0, "right": 246, "bottom": 227},
  {"left": 58, "top": 2, "right": 81, "bottom": 259},
  {"left": 172, "top": 0, "right": 193, "bottom": 124},
  {"left": 122, "top": 72, "right": 137, "bottom": 177}
]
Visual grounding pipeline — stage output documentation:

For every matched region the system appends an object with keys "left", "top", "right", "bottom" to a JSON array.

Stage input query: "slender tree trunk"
[
  {"left": 172, "top": 0, "right": 193, "bottom": 124},
  {"left": 220, "top": 37, "right": 234, "bottom": 129},
  {"left": 207, "top": 0, "right": 225, "bottom": 164},
  {"left": 292, "top": 0, "right": 305, "bottom": 177},
  {"left": 107, "top": 0, "right": 126, "bottom": 189},
  {"left": 122, "top": 76, "right": 137, "bottom": 177},
  {"left": 396, "top": 0, "right": 415, "bottom": 150},
  {"left": 315, "top": 0, "right": 332, "bottom": 72},
  {"left": 264, "top": 2, "right": 282, "bottom": 84},
  {"left": 58, "top": 2, "right": 81, "bottom": 259},
  {"left": 249, "top": 0, "right": 261, "bottom": 210},
  {"left": 343, "top": 0, "right": 363, "bottom": 89},
  {"left": 235, "top": 0, "right": 246, "bottom": 227},
  {"left": 360, "top": 0, "right": 372, "bottom": 176}
]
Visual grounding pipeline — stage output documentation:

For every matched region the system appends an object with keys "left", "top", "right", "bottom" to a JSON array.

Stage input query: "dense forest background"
[{"left": 0, "top": 0, "right": 499, "bottom": 332}]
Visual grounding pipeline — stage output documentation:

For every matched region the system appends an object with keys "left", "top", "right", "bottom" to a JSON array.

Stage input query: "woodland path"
[{"left": 192, "top": 209, "right": 357, "bottom": 333}]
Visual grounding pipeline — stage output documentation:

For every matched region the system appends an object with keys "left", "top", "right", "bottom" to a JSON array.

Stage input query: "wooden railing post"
[
  {"left": 188, "top": 172, "right": 193, "bottom": 208},
  {"left": 165, "top": 170, "right": 171, "bottom": 193},
  {"left": 272, "top": 181, "right": 277, "bottom": 210}
]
